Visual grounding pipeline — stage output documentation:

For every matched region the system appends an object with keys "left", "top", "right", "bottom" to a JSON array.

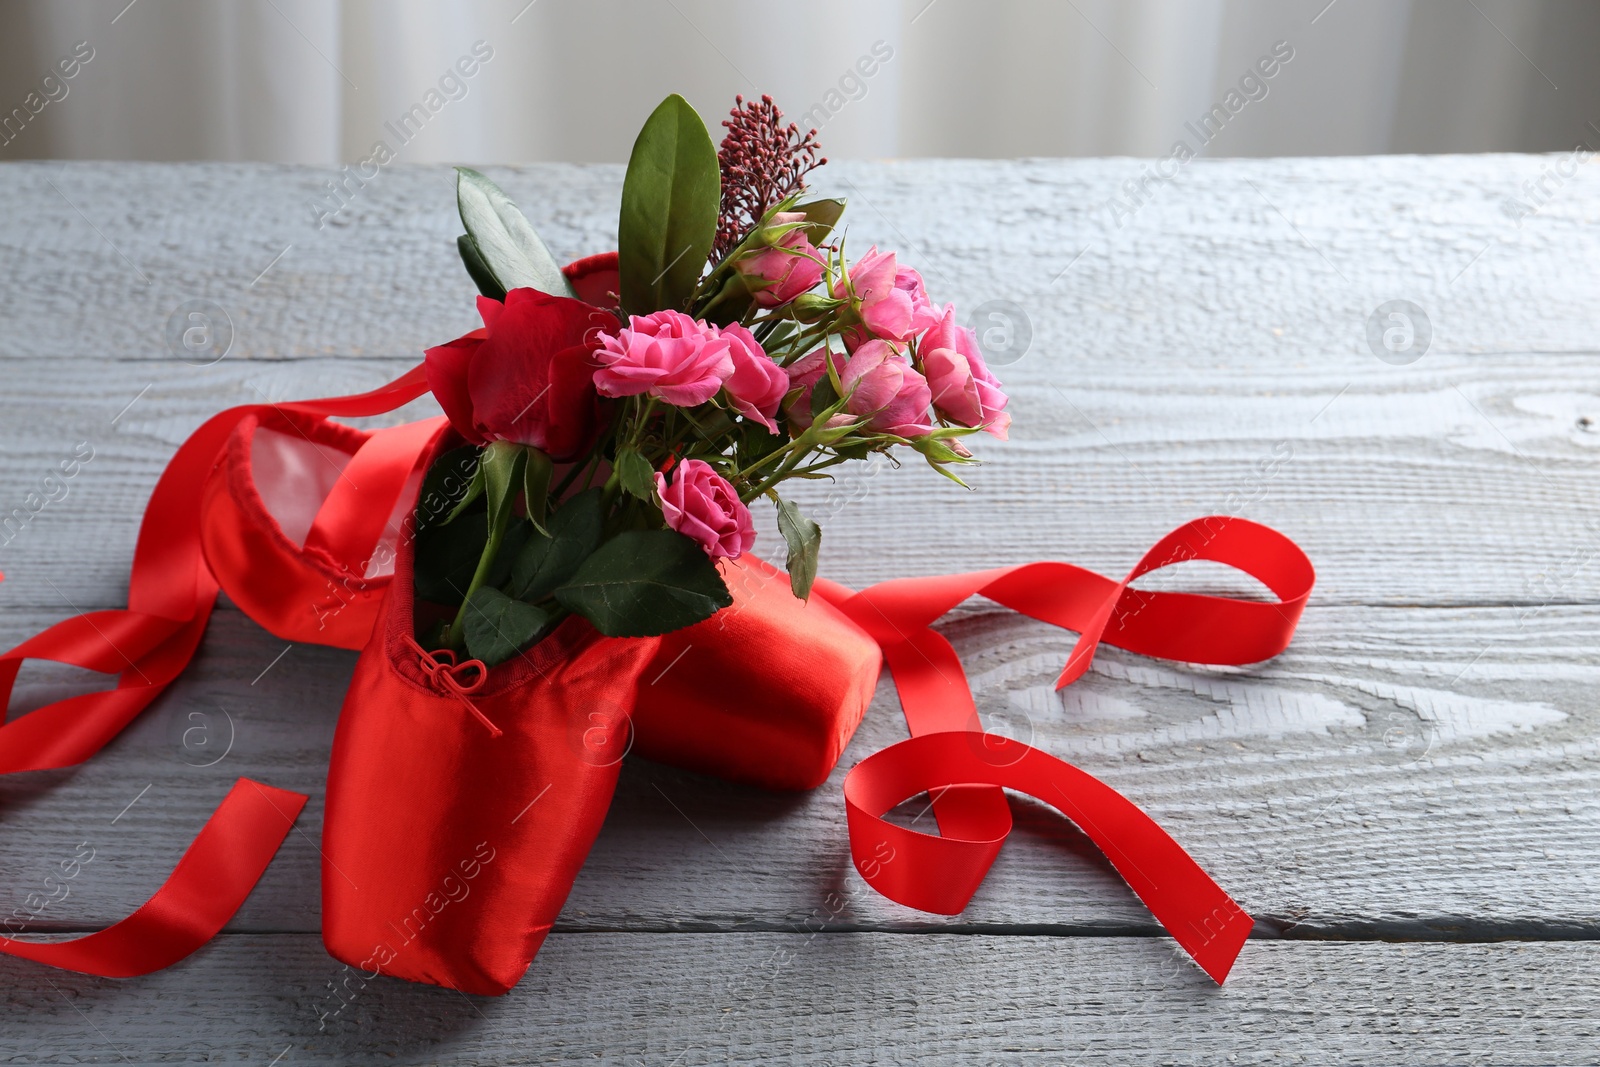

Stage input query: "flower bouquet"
[
  {"left": 321, "top": 93, "right": 1011, "bottom": 992},
  {"left": 421, "top": 92, "right": 1008, "bottom": 662}
]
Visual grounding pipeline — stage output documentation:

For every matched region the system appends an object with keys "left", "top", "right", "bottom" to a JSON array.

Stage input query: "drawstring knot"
[{"left": 403, "top": 635, "right": 502, "bottom": 738}]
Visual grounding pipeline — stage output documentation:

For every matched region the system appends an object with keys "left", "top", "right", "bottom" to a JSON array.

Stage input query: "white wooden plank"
[
  {"left": 5, "top": 357, "right": 1600, "bottom": 612},
  {"left": 0, "top": 934, "right": 1593, "bottom": 1065},
  {"left": 2, "top": 601, "right": 1597, "bottom": 936},
  {"left": 4, "top": 158, "right": 1600, "bottom": 367}
]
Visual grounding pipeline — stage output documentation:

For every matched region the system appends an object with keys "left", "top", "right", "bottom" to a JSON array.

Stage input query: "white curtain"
[{"left": 0, "top": 0, "right": 1593, "bottom": 163}]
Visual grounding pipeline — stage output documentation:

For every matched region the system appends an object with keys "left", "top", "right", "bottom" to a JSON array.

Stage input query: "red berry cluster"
[{"left": 713, "top": 94, "right": 825, "bottom": 262}]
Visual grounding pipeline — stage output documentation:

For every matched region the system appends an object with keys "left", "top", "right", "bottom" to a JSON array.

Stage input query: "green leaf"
[
  {"left": 810, "top": 375, "right": 840, "bottom": 420},
  {"left": 456, "top": 167, "right": 578, "bottom": 299},
  {"left": 415, "top": 446, "right": 482, "bottom": 530},
  {"left": 615, "top": 448, "right": 657, "bottom": 502},
  {"left": 414, "top": 516, "right": 485, "bottom": 604},
  {"left": 679, "top": 406, "right": 733, "bottom": 441},
  {"left": 456, "top": 234, "right": 506, "bottom": 301},
  {"left": 735, "top": 420, "right": 786, "bottom": 473},
  {"left": 414, "top": 513, "right": 529, "bottom": 606},
  {"left": 441, "top": 459, "right": 485, "bottom": 526},
  {"left": 761, "top": 321, "right": 797, "bottom": 351},
  {"left": 522, "top": 447, "right": 553, "bottom": 535},
  {"left": 796, "top": 198, "right": 846, "bottom": 241},
  {"left": 463, "top": 586, "right": 553, "bottom": 667},
  {"left": 774, "top": 496, "right": 821, "bottom": 600},
  {"left": 555, "top": 529, "right": 732, "bottom": 637},
  {"left": 480, "top": 440, "right": 526, "bottom": 535},
  {"left": 618, "top": 94, "right": 720, "bottom": 314},
  {"left": 511, "top": 488, "right": 604, "bottom": 602}
]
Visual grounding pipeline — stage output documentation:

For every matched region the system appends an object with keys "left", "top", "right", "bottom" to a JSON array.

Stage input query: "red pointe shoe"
[
  {"left": 199, "top": 408, "right": 442, "bottom": 650},
  {"left": 631, "top": 555, "right": 882, "bottom": 790},
  {"left": 321, "top": 433, "right": 659, "bottom": 994}
]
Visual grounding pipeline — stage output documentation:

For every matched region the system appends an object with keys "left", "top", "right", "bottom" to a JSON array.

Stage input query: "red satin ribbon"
[
  {"left": 843, "top": 733, "right": 1252, "bottom": 983},
  {"left": 303, "top": 417, "right": 443, "bottom": 576},
  {"left": 0, "top": 779, "right": 305, "bottom": 977},
  {"left": 818, "top": 517, "right": 1313, "bottom": 984},
  {"left": 0, "top": 366, "right": 432, "bottom": 773},
  {"left": 0, "top": 369, "right": 431, "bottom": 979}
]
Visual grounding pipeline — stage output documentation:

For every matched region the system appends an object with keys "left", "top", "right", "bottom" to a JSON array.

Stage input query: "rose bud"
[
  {"left": 734, "top": 212, "right": 826, "bottom": 308},
  {"left": 831, "top": 246, "right": 943, "bottom": 348},
  {"left": 839, "top": 339, "right": 934, "bottom": 438},
  {"left": 919, "top": 304, "right": 1011, "bottom": 439},
  {"left": 717, "top": 323, "right": 788, "bottom": 432},
  {"left": 782, "top": 346, "right": 838, "bottom": 432}
]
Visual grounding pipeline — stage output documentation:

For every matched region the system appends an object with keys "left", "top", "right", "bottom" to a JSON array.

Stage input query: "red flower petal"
[
  {"left": 424, "top": 335, "right": 488, "bottom": 446},
  {"left": 563, "top": 252, "right": 620, "bottom": 308},
  {"left": 468, "top": 289, "right": 615, "bottom": 461}
]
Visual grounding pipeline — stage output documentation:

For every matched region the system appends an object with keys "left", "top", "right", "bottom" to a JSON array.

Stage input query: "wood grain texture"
[
  {"left": 1, "top": 934, "right": 1596, "bottom": 1065},
  {"left": 7, "top": 356, "right": 1600, "bottom": 611},
  {"left": 2, "top": 600, "right": 1597, "bottom": 939},
  {"left": 5, "top": 158, "right": 1599, "bottom": 364},
  {"left": 2, "top": 158, "right": 1598, "bottom": 1063}
]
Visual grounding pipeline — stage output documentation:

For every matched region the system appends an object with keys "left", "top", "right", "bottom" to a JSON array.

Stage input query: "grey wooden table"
[{"left": 2, "top": 156, "right": 1598, "bottom": 1065}]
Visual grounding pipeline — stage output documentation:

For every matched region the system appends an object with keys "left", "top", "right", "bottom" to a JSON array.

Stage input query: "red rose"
[{"left": 424, "top": 288, "right": 617, "bottom": 461}]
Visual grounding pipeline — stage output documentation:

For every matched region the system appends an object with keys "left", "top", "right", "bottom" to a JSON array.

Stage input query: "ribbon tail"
[
  {"left": 0, "top": 599, "right": 213, "bottom": 774},
  {"left": 843, "top": 732, "right": 1252, "bottom": 984},
  {"left": 0, "top": 779, "right": 306, "bottom": 978}
]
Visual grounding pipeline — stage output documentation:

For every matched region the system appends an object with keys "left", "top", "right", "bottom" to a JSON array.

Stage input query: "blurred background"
[{"left": 0, "top": 0, "right": 1597, "bottom": 163}]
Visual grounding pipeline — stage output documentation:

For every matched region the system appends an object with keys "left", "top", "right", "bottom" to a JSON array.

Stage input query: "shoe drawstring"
[{"left": 403, "top": 635, "right": 502, "bottom": 738}]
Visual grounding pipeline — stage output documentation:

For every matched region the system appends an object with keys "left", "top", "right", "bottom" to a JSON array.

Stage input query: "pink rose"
[
  {"left": 831, "top": 246, "right": 943, "bottom": 347},
  {"left": 717, "top": 323, "right": 788, "bottom": 433},
  {"left": 894, "top": 265, "right": 941, "bottom": 332},
  {"left": 735, "top": 212, "right": 825, "bottom": 308},
  {"left": 655, "top": 459, "right": 756, "bottom": 561},
  {"left": 839, "top": 339, "right": 934, "bottom": 438},
  {"left": 920, "top": 304, "right": 1011, "bottom": 439},
  {"left": 593, "top": 310, "right": 733, "bottom": 407}
]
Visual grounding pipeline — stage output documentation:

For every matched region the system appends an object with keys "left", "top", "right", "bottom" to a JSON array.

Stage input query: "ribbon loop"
[
  {"left": 844, "top": 732, "right": 1252, "bottom": 984},
  {"left": 0, "top": 368, "right": 431, "bottom": 980},
  {"left": 827, "top": 516, "right": 1313, "bottom": 984},
  {"left": 405, "top": 636, "right": 501, "bottom": 738}
]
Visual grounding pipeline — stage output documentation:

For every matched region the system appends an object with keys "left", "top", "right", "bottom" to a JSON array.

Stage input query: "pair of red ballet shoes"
[{"left": 198, "top": 254, "right": 882, "bottom": 994}]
